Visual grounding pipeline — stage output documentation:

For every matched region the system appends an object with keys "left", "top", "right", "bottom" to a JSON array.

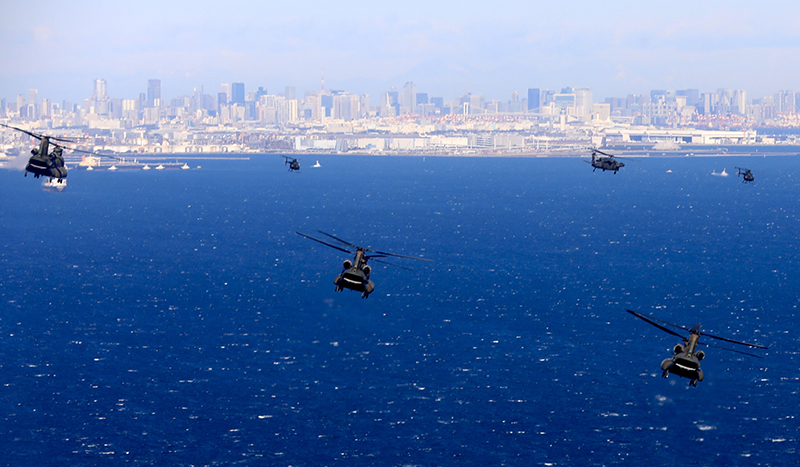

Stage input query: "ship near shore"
[{"left": 76, "top": 155, "right": 191, "bottom": 171}]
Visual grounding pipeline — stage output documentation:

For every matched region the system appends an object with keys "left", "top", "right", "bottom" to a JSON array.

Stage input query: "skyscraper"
[
  {"left": 231, "top": 82, "right": 245, "bottom": 105},
  {"left": 147, "top": 79, "right": 161, "bottom": 107},
  {"left": 93, "top": 79, "right": 108, "bottom": 99},
  {"left": 402, "top": 82, "right": 416, "bottom": 114},
  {"left": 527, "top": 88, "right": 540, "bottom": 112}
]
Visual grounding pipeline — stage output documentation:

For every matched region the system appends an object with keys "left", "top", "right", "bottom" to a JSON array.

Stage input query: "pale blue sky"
[{"left": 2, "top": 0, "right": 800, "bottom": 104}]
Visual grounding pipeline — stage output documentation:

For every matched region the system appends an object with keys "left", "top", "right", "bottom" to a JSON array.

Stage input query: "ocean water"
[{"left": 0, "top": 154, "right": 798, "bottom": 466}]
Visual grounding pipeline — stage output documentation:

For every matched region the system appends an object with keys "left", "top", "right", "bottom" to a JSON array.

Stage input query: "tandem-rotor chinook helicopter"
[
  {"left": 296, "top": 230, "right": 433, "bottom": 298},
  {"left": 626, "top": 309, "right": 767, "bottom": 387},
  {"left": 1, "top": 123, "right": 116, "bottom": 184},
  {"left": 283, "top": 156, "right": 300, "bottom": 172},
  {"left": 736, "top": 167, "right": 754, "bottom": 183},
  {"left": 585, "top": 148, "right": 626, "bottom": 174}
]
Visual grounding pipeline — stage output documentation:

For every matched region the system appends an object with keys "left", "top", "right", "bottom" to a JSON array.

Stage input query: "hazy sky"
[{"left": 3, "top": 0, "right": 800, "bottom": 104}]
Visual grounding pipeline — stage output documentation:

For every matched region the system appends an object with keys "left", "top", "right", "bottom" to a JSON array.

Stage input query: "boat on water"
[
  {"left": 143, "top": 164, "right": 151, "bottom": 170},
  {"left": 155, "top": 164, "right": 165, "bottom": 170},
  {"left": 312, "top": 160, "right": 322, "bottom": 167},
  {"left": 711, "top": 168, "right": 729, "bottom": 177},
  {"left": 108, "top": 165, "right": 118, "bottom": 171},
  {"left": 42, "top": 177, "right": 66, "bottom": 192},
  {"left": 181, "top": 163, "right": 190, "bottom": 170}
]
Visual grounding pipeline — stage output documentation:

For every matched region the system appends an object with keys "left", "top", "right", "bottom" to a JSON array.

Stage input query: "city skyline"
[{"left": 3, "top": 0, "right": 800, "bottom": 104}]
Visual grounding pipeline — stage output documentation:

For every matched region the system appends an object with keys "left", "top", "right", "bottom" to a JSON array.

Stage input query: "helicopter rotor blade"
[
  {"left": 590, "top": 148, "right": 614, "bottom": 157},
  {"left": 369, "top": 257, "right": 414, "bottom": 271},
  {"left": 625, "top": 309, "right": 687, "bottom": 339},
  {"left": 1, "top": 123, "right": 44, "bottom": 140},
  {"left": 296, "top": 231, "right": 354, "bottom": 255},
  {"left": 57, "top": 145, "right": 121, "bottom": 160},
  {"left": 698, "top": 341, "right": 765, "bottom": 358},
  {"left": 699, "top": 330, "right": 768, "bottom": 350},
  {"left": 316, "top": 230, "right": 362, "bottom": 250},
  {"left": 368, "top": 248, "right": 434, "bottom": 262}
]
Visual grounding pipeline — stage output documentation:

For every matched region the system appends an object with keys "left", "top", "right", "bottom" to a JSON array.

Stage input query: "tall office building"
[
  {"left": 573, "top": 88, "right": 593, "bottom": 117},
  {"left": 285, "top": 86, "right": 296, "bottom": 100},
  {"left": 402, "top": 82, "right": 417, "bottom": 114},
  {"left": 147, "top": 79, "right": 161, "bottom": 107},
  {"left": 231, "top": 82, "right": 245, "bottom": 105},
  {"left": 93, "top": 79, "right": 108, "bottom": 99},
  {"left": 527, "top": 88, "right": 540, "bottom": 112}
]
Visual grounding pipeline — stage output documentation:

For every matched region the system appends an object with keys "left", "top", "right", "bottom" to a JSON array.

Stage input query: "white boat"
[
  {"left": 155, "top": 164, "right": 165, "bottom": 170},
  {"left": 181, "top": 163, "right": 190, "bottom": 170},
  {"left": 711, "top": 168, "right": 729, "bottom": 177},
  {"left": 108, "top": 165, "right": 118, "bottom": 171},
  {"left": 87, "top": 166, "right": 94, "bottom": 171},
  {"left": 312, "top": 160, "right": 322, "bottom": 167},
  {"left": 143, "top": 164, "right": 151, "bottom": 170}
]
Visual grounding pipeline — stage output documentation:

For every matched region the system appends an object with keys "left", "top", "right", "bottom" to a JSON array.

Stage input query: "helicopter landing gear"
[
  {"left": 662, "top": 370, "right": 669, "bottom": 378},
  {"left": 361, "top": 291, "right": 370, "bottom": 299},
  {"left": 689, "top": 380, "right": 698, "bottom": 387}
]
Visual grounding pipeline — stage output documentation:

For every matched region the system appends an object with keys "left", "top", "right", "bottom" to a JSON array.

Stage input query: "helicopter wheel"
[
  {"left": 690, "top": 380, "right": 697, "bottom": 387},
  {"left": 661, "top": 371, "right": 668, "bottom": 378},
  {"left": 361, "top": 292, "right": 369, "bottom": 299}
]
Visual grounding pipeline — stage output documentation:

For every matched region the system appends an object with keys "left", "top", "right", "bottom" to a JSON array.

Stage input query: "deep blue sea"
[{"left": 1, "top": 154, "right": 798, "bottom": 466}]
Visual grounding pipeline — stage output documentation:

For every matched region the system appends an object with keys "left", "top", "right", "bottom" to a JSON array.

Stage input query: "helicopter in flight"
[
  {"left": 626, "top": 309, "right": 767, "bottom": 387},
  {"left": 1, "top": 123, "right": 116, "bottom": 184},
  {"left": 2, "top": 123, "right": 71, "bottom": 182},
  {"left": 296, "top": 230, "right": 433, "bottom": 298},
  {"left": 585, "top": 148, "right": 626, "bottom": 174},
  {"left": 283, "top": 156, "right": 300, "bottom": 172},
  {"left": 736, "top": 167, "right": 754, "bottom": 183}
]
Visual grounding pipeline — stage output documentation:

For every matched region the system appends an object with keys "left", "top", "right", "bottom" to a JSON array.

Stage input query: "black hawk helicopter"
[
  {"left": 585, "top": 148, "right": 626, "bottom": 174},
  {"left": 296, "top": 230, "right": 433, "bottom": 298},
  {"left": 736, "top": 167, "right": 754, "bottom": 183},
  {"left": 1, "top": 123, "right": 117, "bottom": 184},
  {"left": 626, "top": 309, "right": 767, "bottom": 387},
  {"left": 283, "top": 156, "right": 300, "bottom": 172}
]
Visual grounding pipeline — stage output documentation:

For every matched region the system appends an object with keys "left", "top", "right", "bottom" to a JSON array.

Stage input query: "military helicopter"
[
  {"left": 585, "top": 148, "right": 626, "bottom": 174},
  {"left": 1, "top": 123, "right": 72, "bottom": 181},
  {"left": 1, "top": 123, "right": 116, "bottom": 184},
  {"left": 626, "top": 309, "right": 767, "bottom": 387},
  {"left": 296, "top": 230, "right": 433, "bottom": 298},
  {"left": 283, "top": 156, "right": 300, "bottom": 172},
  {"left": 736, "top": 167, "right": 754, "bottom": 183}
]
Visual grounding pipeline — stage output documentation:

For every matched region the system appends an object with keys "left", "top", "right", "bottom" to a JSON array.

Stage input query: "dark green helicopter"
[
  {"left": 2, "top": 123, "right": 71, "bottom": 182},
  {"left": 1, "top": 123, "right": 116, "bottom": 185},
  {"left": 626, "top": 309, "right": 767, "bottom": 387},
  {"left": 296, "top": 230, "right": 433, "bottom": 298},
  {"left": 585, "top": 148, "right": 626, "bottom": 174},
  {"left": 736, "top": 167, "right": 754, "bottom": 183},
  {"left": 283, "top": 156, "right": 300, "bottom": 172}
]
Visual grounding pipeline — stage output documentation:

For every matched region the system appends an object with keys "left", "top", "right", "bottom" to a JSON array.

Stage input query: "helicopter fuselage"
[
  {"left": 591, "top": 155, "right": 624, "bottom": 173},
  {"left": 334, "top": 249, "right": 375, "bottom": 298},
  {"left": 25, "top": 136, "right": 68, "bottom": 180},
  {"left": 660, "top": 330, "right": 704, "bottom": 386}
]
